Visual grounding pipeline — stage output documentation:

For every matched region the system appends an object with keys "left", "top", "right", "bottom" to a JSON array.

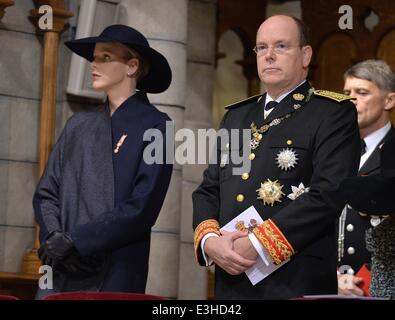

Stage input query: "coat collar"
[
  {"left": 241, "top": 81, "right": 313, "bottom": 131},
  {"left": 261, "top": 81, "right": 312, "bottom": 125},
  {"left": 359, "top": 127, "right": 395, "bottom": 175},
  {"left": 107, "top": 91, "right": 151, "bottom": 119}
]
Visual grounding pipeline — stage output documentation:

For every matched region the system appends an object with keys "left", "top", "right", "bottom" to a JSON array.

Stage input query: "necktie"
[
  {"left": 264, "top": 101, "right": 278, "bottom": 111},
  {"left": 361, "top": 139, "right": 367, "bottom": 156}
]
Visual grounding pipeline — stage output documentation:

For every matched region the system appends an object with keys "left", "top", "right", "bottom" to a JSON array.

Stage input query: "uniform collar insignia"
[{"left": 292, "top": 93, "right": 304, "bottom": 101}]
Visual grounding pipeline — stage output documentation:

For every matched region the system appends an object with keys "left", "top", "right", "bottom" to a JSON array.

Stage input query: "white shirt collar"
[
  {"left": 264, "top": 80, "right": 307, "bottom": 106},
  {"left": 364, "top": 122, "right": 391, "bottom": 153},
  {"left": 359, "top": 122, "right": 391, "bottom": 169},
  {"left": 264, "top": 80, "right": 306, "bottom": 118}
]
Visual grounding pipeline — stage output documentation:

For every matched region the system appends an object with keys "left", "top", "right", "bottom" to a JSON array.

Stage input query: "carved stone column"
[
  {"left": 21, "top": 0, "right": 73, "bottom": 275},
  {"left": 0, "top": 0, "right": 14, "bottom": 20}
]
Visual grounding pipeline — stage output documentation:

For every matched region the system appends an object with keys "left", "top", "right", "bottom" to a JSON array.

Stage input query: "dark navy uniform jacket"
[
  {"left": 193, "top": 81, "right": 360, "bottom": 299},
  {"left": 338, "top": 127, "right": 395, "bottom": 273},
  {"left": 33, "top": 91, "right": 172, "bottom": 293}
]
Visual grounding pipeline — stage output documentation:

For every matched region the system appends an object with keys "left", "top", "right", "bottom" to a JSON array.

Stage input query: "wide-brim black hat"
[
  {"left": 330, "top": 135, "right": 395, "bottom": 215},
  {"left": 65, "top": 24, "right": 172, "bottom": 94}
]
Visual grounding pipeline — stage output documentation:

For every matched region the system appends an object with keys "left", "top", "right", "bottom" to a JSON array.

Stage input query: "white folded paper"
[{"left": 220, "top": 205, "right": 289, "bottom": 285}]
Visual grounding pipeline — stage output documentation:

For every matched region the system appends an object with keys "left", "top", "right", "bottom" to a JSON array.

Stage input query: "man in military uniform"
[
  {"left": 337, "top": 60, "right": 395, "bottom": 296},
  {"left": 192, "top": 15, "right": 360, "bottom": 299}
]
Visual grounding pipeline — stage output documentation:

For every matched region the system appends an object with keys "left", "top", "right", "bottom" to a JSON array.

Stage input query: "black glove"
[
  {"left": 38, "top": 246, "right": 51, "bottom": 266},
  {"left": 38, "top": 232, "right": 75, "bottom": 265},
  {"left": 56, "top": 253, "right": 101, "bottom": 275}
]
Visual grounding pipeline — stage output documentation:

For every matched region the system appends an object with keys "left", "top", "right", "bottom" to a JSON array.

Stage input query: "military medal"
[
  {"left": 114, "top": 134, "right": 128, "bottom": 153},
  {"left": 250, "top": 123, "right": 269, "bottom": 150},
  {"left": 276, "top": 148, "right": 298, "bottom": 171},
  {"left": 287, "top": 182, "right": 309, "bottom": 200},
  {"left": 250, "top": 138, "right": 259, "bottom": 149},
  {"left": 256, "top": 179, "right": 285, "bottom": 206}
]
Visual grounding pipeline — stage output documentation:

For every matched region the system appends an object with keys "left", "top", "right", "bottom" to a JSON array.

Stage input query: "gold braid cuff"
[
  {"left": 253, "top": 219, "right": 294, "bottom": 265},
  {"left": 194, "top": 219, "right": 220, "bottom": 261}
]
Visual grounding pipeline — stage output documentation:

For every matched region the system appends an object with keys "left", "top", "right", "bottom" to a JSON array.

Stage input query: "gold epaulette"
[
  {"left": 225, "top": 94, "right": 264, "bottom": 110},
  {"left": 252, "top": 219, "right": 295, "bottom": 265},
  {"left": 194, "top": 219, "right": 220, "bottom": 262},
  {"left": 313, "top": 90, "right": 353, "bottom": 102}
]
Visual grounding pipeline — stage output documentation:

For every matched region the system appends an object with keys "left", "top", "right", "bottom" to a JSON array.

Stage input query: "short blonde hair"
[{"left": 122, "top": 45, "right": 150, "bottom": 82}]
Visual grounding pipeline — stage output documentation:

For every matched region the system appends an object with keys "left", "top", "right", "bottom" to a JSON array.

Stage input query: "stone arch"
[{"left": 212, "top": 29, "right": 248, "bottom": 128}]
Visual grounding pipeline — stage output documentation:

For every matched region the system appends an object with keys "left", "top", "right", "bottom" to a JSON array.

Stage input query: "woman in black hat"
[{"left": 33, "top": 25, "right": 173, "bottom": 298}]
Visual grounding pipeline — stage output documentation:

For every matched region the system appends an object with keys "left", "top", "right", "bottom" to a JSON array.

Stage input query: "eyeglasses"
[{"left": 253, "top": 43, "right": 301, "bottom": 56}]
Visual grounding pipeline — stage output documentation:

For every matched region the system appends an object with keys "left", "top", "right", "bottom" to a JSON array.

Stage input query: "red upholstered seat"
[
  {"left": 43, "top": 292, "right": 166, "bottom": 300},
  {"left": 0, "top": 295, "right": 19, "bottom": 300}
]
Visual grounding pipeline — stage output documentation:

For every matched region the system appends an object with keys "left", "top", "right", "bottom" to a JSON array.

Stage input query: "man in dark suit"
[
  {"left": 325, "top": 134, "right": 395, "bottom": 298},
  {"left": 337, "top": 59, "right": 395, "bottom": 296},
  {"left": 192, "top": 15, "right": 360, "bottom": 299}
]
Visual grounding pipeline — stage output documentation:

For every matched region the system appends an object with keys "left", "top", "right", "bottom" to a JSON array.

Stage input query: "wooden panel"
[
  {"left": 377, "top": 29, "right": 395, "bottom": 125},
  {"left": 377, "top": 29, "right": 395, "bottom": 70},
  {"left": 0, "top": 272, "right": 40, "bottom": 300},
  {"left": 315, "top": 34, "right": 357, "bottom": 92},
  {"left": 303, "top": 0, "right": 395, "bottom": 92}
]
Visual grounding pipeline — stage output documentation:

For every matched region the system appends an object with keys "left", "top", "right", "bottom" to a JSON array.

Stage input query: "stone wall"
[
  {"left": 0, "top": 0, "right": 98, "bottom": 272},
  {"left": 178, "top": 0, "right": 217, "bottom": 299}
]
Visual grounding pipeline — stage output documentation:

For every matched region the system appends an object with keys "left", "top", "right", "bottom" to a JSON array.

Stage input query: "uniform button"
[
  {"left": 287, "top": 139, "right": 293, "bottom": 145},
  {"left": 236, "top": 194, "right": 245, "bottom": 202},
  {"left": 241, "top": 173, "right": 249, "bottom": 180},
  {"left": 347, "top": 268, "right": 354, "bottom": 275},
  {"left": 225, "top": 143, "right": 229, "bottom": 149},
  {"left": 249, "top": 153, "right": 256, "bottom": 161},
  {"left": 347, "top": 247, "right": 355, "bottom": 255},
  {"left": 346, "top": 224, "right": 354, "bottom": 232},
  {"left": 257, "top": 134, "right": 263, "bottom": 141}
]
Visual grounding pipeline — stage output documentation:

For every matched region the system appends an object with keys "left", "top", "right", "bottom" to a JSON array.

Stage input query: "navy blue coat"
[{"left": 33, "top": 91, "right": 173, "bottom": 293}]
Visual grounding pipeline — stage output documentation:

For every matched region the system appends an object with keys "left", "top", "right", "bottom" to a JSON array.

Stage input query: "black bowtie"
[
  {"left": 361, "top": 139, "right": 367, "bottom": 156},
  {"left": 265, "top": 101, "right": 278, "bottom": 111}
]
